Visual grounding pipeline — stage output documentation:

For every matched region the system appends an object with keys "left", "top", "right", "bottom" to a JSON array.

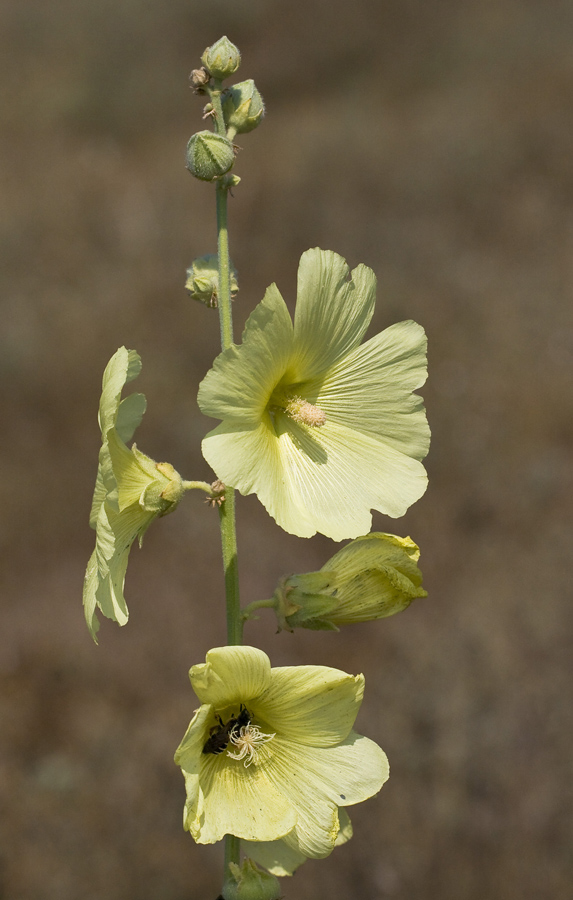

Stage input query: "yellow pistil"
[
  {"left": 227, "top": 723, "right": 276, "bottom": 768},
  {"left": 284, "top": 396, "right": 326, "bottom": 428}
]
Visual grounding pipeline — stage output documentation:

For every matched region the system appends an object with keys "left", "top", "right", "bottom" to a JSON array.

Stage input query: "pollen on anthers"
[
  {"left": 227, "top": 722, "right": 276, "bottom": 768},
  {"left": 284, "top": 396, "right": 326, "bottom": 428}
]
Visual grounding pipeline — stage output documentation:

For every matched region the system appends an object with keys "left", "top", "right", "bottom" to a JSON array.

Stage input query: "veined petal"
[
  {"left": 263, "top": 737, "right": 341, "bottom": 858},
  {"left": 198, "top": 284, "right": 294, "bottom": 425},
  {"left": 201, "top": 419, "right": 318, "bottom": 538},
  {"left": 270, "top": 731, "right": 388, "bottom": 814},
  {"left": 256, "top": 667, "right": 364, "bottom": 747},
  {"left": 190, "top": 646, "right": 272, "bottom": 708},
  {"left": 98, "top": 347, "right": 142, "bottom": 436},
  {"left": 192, "top": 753, "right": 296, "bottom": 844},
  {"left": 107, "top": 429, "right": 151, "bottom": 509},
  {"left": 311, "top": 319, "right": 430, "bottom": 459},
  {"left": 291, "top": 249, "right": 376, "bottom": 380}
]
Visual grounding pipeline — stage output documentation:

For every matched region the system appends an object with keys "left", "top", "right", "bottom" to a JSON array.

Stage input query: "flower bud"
[
  {"left": 274, "top": 533, "right": 427, "bottom": 631},
  {"left": 185, "top": 254, "right": 239, "bottom": 308},
  {"left": 186, "top": 131, "right": 235, "bottom": 181},
  {"left": 222, "top": 859, "right": 281, "bottom": 900},
  {"left": 222, "top": 80, "right": 265, "bottom": 136},
  {"left": 201, "top": 36, "right": 241, "bottom": 80}
]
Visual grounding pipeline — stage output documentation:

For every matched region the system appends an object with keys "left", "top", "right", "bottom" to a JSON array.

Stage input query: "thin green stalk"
[
  {"left": 214, "top": 178, "right": 241, "bottom": 648},
  {"left": 224, "top": 833, "right": 241, "bottom": 885},
  {"left": 210, "top": 76, "right": 243, "bottom": 882}
]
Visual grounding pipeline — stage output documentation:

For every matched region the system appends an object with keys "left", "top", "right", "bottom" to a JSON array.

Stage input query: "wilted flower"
[
  {"left": 83, "top": 347, "right": 185, "bottom": 642},
  {"left": 274, "top": 533, "right": 427, "bottom": 632},
  {"left": 198, "top": 248, "right": 430, "bottom": 541},
  {"left": 174, "top": 646, "right": 388, "bottom": 859}
]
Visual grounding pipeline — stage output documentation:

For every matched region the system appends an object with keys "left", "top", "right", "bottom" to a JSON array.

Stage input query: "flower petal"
[
  {"left": 191, "top": 754, "right": 297, "bottom": 844},
  {"left": 291, "top": 249, "right": 377, "bottom": 380},
  {"left": 201, "top": 419, "right": 318, "bottom": 538},
  {"left": 255, "top": 667, "right": 364, "bottom": 747},
  {"left": 243, "top": 836, "right": 309, "bottom": 877},
  {"left": 98, "top": 347, "right": 142, "bottom": 435},
  {"left": 190, "top": 646, "right": 272, "bottom": 708},
  {"left": 198, "top": 283, "right": 294, "bottom": 426},
  {"left": 266, "top": 732, "right": 388, "bottom": 856},
  {"left": 312, "top": 320, "right": 430, "bottom": 460}
]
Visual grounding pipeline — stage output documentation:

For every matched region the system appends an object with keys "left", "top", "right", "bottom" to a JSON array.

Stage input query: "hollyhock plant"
[
  {"left": 174, "top": 646, "right": 389, "bottom": 859},
  {"left": 198, "top": 248, "right": 430, "bottom": 541}
]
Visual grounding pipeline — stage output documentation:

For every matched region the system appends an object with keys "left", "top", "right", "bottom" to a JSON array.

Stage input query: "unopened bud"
[
  {"left": 185, "top": 254, "right": 238, "bottom": 307},
  {"left": 222, "top": 859, "right": 281, "bottom": 900},
  {"left": 186, "top": 131, "right": 235, "bottom": 181},
  {"left": 222, "top": 80, "right": 265, "bottom": 136},
  {"left": 201, "top": 36, "right": 241, "bottom": 80},
  {"left": 275, "top": 533, "right": 427, "bottom": 631}
]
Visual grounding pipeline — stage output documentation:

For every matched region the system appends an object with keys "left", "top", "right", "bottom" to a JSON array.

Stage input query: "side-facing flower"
[
  {"left": 174, "top": 646, "right": 388, "bottom": 861},
  {"left": 198, "top": 248, "right": 430, "bottom": 541},
  {"left": 273, "top": 533, "right": 427, "bottom": 632},
  {"left": 83, "top": 347, "right": 185, "bottom": 642}
]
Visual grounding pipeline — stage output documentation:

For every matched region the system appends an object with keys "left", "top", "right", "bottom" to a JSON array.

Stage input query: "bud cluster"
[{"left": 186, "top": 37, "right": 264, "bottom": 183}]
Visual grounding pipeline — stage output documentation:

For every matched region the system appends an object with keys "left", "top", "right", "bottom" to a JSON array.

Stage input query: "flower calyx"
[{"left": 222, "top": 859, "right": 281, "bottom": 900}]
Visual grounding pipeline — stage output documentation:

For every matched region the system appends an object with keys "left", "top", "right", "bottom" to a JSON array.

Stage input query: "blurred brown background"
[{"left": 1, "top": 1, "right": 572, "bottom": 898}]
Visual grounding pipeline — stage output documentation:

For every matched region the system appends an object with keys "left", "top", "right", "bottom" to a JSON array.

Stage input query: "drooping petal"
[
  {"left": 267, "top": 731, "right": 388, "bottom": 856},
  {"left": 190, "top": 646, "right": 272, "bottom": 708},
  {"left": 191, "top": 753, "right": 297, "bottom": 844},
  {"left": 291, "top": 249, "right": 376, "bottom": 380},
  {"left": 198, "top": 284, "right": 294, "bottom": 426},
  {"left": 256, "top": 667, "right": 364, "bottom": 747},
  {"left": 98, "top": 347, "right": 142, "bottom": 435}
]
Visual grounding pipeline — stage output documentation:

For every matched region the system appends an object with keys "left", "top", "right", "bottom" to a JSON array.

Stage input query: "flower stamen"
[
  {"left": 284, "top": 396, "right": 326, "bottom": 428},
  {"left": 227, "top": 722, "right": 276, "bottom": 767}
]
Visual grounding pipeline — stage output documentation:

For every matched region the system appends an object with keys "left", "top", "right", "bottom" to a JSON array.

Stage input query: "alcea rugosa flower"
[
  {"left": 198, "top": 248, "right": 430, "bottom": 541},
  {"left": 174, "top": 646, "right": 388, "bottom": 859},
  {"left": 83, "top": 347, "right": 184, "bottom": 641}
]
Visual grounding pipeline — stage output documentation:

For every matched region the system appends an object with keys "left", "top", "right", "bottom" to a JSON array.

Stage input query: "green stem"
[
  {"left": 181, "top": 479, "right": 215, "bottom": 494},
  {"left": 241, "top": 598, "right": 276, "bottom": 621},
  {"left": 218, "top": 492, "right": 242, "bottom": 645},
  {"left": 224, "top": 833, "right": 241, "bottom": 884},
  {"left": 216, "top": 181, "right": 233, "bottom": 349},
  {"left": 210, "top": 75, "right": 243, "bottom": 882}
]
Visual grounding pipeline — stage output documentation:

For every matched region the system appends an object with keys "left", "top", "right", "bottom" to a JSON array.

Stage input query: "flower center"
[
  {"left": 227, "top": 722, "right": 276, "bottom": 768},
  {"left": 283, "top": 396, "right": 326, "bottom": 428}
]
